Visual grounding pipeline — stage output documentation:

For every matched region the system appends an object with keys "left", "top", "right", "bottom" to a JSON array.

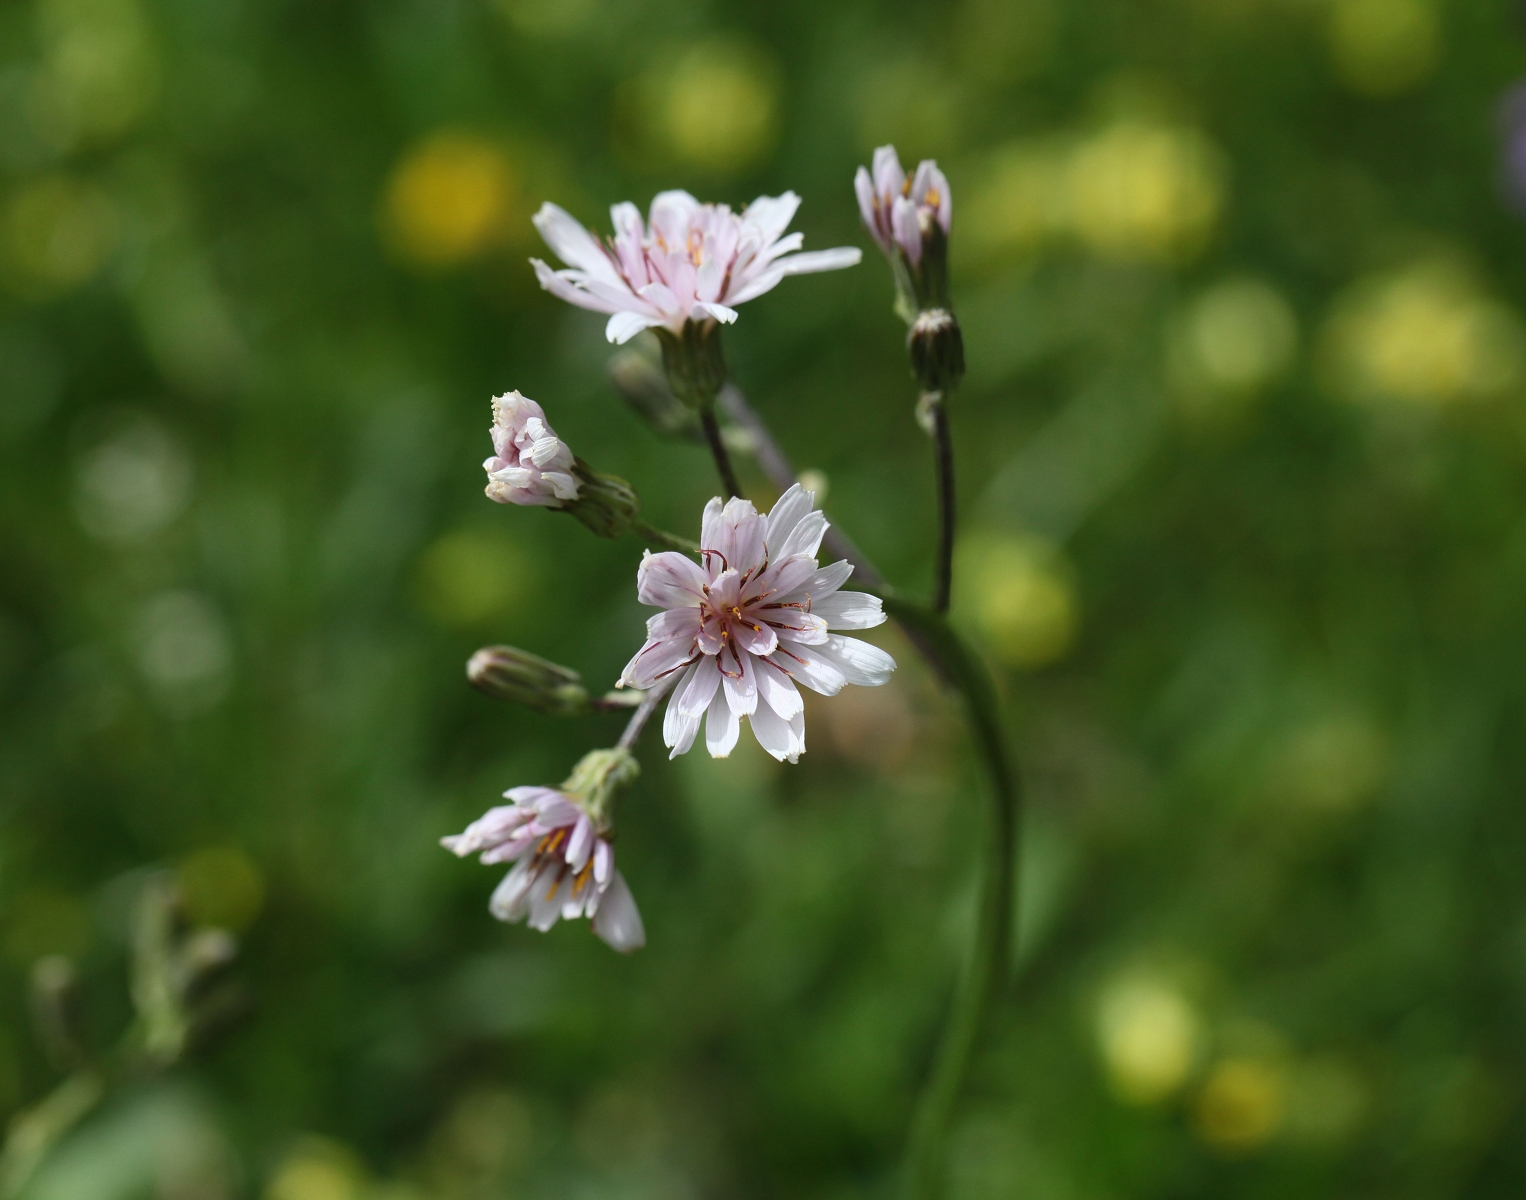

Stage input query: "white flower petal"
[
  {"left": 748, "top": 696, "right": 806, "bottom": 763},
  {"left": 756, "top": 658, "right": 804, "bottom": 721},
  {"left": 533, "top": 203, "right": 623, "bottom": 285},
  {"left": 607, "top": 311, "right": 665, "bottom": 344},
  {"left": 770, "top": 640, "right": 847, "bottom": 696},
  {"left": 811, "top": 590, "right": 886, "bottom": 630},
  {"left": 637, "top": 550, "right": 708, "bottom": 607},
  {"left": 778, "top": 510, "right": 828, "bottom": 560},
  {"left": 776, "top": 247, "right": 862, "bottom": 276},
  {"left": 705, "top": 692, "right": 741, "bottom": 757},
  {"left": 592, "top": 871, "right": 645, "bottom": 952},
  {"left": 675, "top": 654, "right": 722, "bottom": 717},
  {"left": 763, "top": 483, "right": 814, "bottom": 555},
  {"left": 819, "top": 635, "right": 897, "bottom": 687},
  {"left": 531, "top": 258, "right": 618, "bottom": 313},
  {"left": 722, "top": 646, "right": 758, "bottom": 716}
]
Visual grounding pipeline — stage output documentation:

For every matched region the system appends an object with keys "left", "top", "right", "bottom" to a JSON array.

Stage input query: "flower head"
[
  {"left": 620, "top": 484, "right": 896, "bottom": 763},
  {"left": 442, "top": 783, "right": 645, "bottom": 952},
  {"left": 484, "top": 391, "right": 580, "bottom": 507},
  {"left": 530, "top": 191, "right": 861, "bottom": 345},
  {"left": 855, "top": 145, "right": 952, "bottom": 268}
]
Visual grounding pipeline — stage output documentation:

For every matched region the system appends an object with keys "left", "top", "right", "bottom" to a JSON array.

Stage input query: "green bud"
[
  {"left": 655, "top": 319, "right": 727, "bottom": 409},
  {"left": 563, "top": 460, "right": 642, "bottom": 539},
  {"left": 467, "top": 646, "right": 589, "bottom": 715},
  {"left": 560, "top": 747, "right": 640, "bottom": 828},
  {"left": 607, "top": 345, "right": 703, "bottom": 441},
  {"left": 908, "top": 307, "right": 966, "bottom": 395}
]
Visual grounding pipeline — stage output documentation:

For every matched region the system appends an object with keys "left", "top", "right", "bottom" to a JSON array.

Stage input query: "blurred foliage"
[{"left": 2, "top": 0, "right": 1526, "bottom": 1197}]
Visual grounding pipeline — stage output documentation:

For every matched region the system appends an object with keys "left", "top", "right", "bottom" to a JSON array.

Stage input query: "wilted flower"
[
  {"left": 530, "top": 191, "right": 861, "bottom": 345},
  {"left": 856, "top": 145, "right": 952, "bottom": 268},
  {"left": 442, "top": 778, "right": 644, "bottom": 953},
  {"left": 620, "top": 484, "right": 895, "bottom": 763},
  {"left": 483, "top": 391, "right": 579, "bottom": 507}
]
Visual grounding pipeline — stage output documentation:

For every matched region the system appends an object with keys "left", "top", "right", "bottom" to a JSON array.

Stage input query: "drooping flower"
[
  {"left": 620, "top": 484, "right": 896, "bottom": 763},
  {"left": 855, "top": 145, "right": 952, "bottom": 268},
  {"left": 530, "top": 191, "right": 862, "bottom": 345},
  {"left": 442, "top": 784, "right": 645, "bottom": 952},
  {"left": 483, "top": 391, "right": 580, "bottom": 506}
]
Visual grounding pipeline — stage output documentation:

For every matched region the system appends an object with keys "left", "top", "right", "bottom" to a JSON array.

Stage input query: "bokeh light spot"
[
  {"left": 1192, "top": 1056, "right": 1287, "bottom": 1152},
  {"left": 5, "top": 174, "right": 119, "bottom": 295},
  {"left": 1068, "top": 120, "right": 1227, "bottom": 264},
  {"left": 1329, "top": 0, "right": 1439, "bottom": 98},
  {"left": 382, "top": 132, "right": 517, "bottom": 268},
  {"left": 179, "top": 846, "right": 265, "bottom": 933},
  {"left": 3, "top": 888, "right": 92, "bottom": 964},
  {"left": 1320, "top": 261, "right": 1525, "bottom": 408},
  {"left": 74, "top": 414, "right": 193, "bottom": 543},
  {"left": 958, "top": 534, "right": 1078, "bottom": 669},
  {"left": 135, "top": 591, "right": 234, "bottom": 712},
  {"left": 1095, "top": 975, "right": 1202, "bottom": 1104},
  {"left": 265, "top": 1138, "right": 368, "bottom": 1200},
  {"left": 621, "top": 39, "right": 780, "bottom": 175},
  {"left": 414, "top": 528, "right": 535, "bottom": 628},
  {"left": 1168, "top": 278, "right": 1298, "bottom": 415}
]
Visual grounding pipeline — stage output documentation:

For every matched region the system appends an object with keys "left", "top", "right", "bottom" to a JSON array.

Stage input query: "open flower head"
[
  {"left": 484, "top": 391, "right": 580, "bottom": 507},
  {"left": 621, "top": 484, "right": 896, "bottom": 763},
  {"left": 531, "top": 191, "right": 861, "bottom": 344},
  {"left": 855, "top": 145, "right": 952, "bottom": 268},
  {"left": 442, "top": 787, "right": 645, "bottom": 952}
]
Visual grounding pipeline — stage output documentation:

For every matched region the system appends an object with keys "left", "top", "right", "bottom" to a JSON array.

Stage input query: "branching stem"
[{"left": 716, "top": 383, "right": 1019, "bottom": 1198}]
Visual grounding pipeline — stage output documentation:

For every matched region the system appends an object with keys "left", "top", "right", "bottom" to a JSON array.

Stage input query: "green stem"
[
  {"left": 631, "top": 518, "right": 701, "bottom": 556},
  {"left": 884, "top": 595, "right": 1020, "bottom": 1200},
  {"left": 0, "top": 1070, "right": 105, "bottom": 1200}
]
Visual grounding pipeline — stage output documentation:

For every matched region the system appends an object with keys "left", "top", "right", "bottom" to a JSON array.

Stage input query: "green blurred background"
[{"left": 3, "top": 0, "right": 1526, "bottom": 1195}]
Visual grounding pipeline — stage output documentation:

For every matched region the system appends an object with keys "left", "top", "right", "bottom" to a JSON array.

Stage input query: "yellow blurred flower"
[
  {"left": 961, "top": 119, "right": 1226, "bottom": 267},
  {"left": 620, "top": 39, "right": 780, "bottom": 175},
  {"left": 32, "top": 0, "right": 160, "bottom": 149},
  {"left": 1265, "top": 713, "right": 1388, "bottom": 813},
  {"left": 266, "top": 1139, "right": 368, "bottom": 1200},
  {"left": 5, "top": 174, "right": 119, "bottom": 295},
  {"left": 958, "top": 533, "right": 1077, "bottom": 669},
  {"left": 1320, "top": 261, "right": 1525, "bottom": 408},
  {"left": 414, "top": 528, "right": 536, "bottom": 629},
  {"left": 1068, "top": 120, "right": 1227, "bottom": 264},
  {"left": 1328, "top": 0, "right": 1439, "bottom": 98},
  {"left": 1095, "top": 974, "right": 1202, "bottom": 1104},
  {"left": 1168, "top": 278, "right": 1299, "bottom": 421},
  {"left": 1192, "top": 1056, "right": 1287, "bottom": 1152},
  {"left": 179, "top": 846, "right": 266, "bottom": 933},
  {"left": 382, "top": 131, "right": 517, "bottom": 267}
]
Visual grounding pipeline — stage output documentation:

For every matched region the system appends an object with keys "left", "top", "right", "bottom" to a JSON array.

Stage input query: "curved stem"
[
  {"left": 700, "top": 405, "right": 743, "bottom": 500},
  {"left": 885, "top": 597, "right": 1019, "bottom": 1200},
  {"left": 712, "top": 381, "right": 1019, "bottom": 1195},
  {"left": 632, "top": 518, "right": 701, "bottom": 556},
  {"left": 924, "top": 392, "right": 956, "bottom": 614}
]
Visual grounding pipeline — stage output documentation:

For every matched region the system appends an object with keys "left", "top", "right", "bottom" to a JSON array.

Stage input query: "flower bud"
[
  {"left": 560, "top": 746, "right": 640, "bottom": 827},
  {"left": 856, "top": 146, "right": 954, "bottom": 317},
  {"left": 655, "top": 319, "right": 727, "bottom": 409},
  {"left": 484, "top": 391, "right": 581, "bottom": 507},
  {"left": 563, "top": 460, "right": 642, "bottom": 539},
  {"left": 607, "top": 344, "right": 703, "bottom": 441},
  {"left": 908, "top": 307, "right": 966, "bottom": 395},
  {"left": 467, "top": 645, "right": 590, "bottom": 715}
]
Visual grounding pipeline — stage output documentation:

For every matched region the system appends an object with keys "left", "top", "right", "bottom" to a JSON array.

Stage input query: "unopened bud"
[
  {"left": 467, "top": 646, "right": 589, "bottom": 715},
  {"left": 564, "top": 461, "right": 642, "bottom": 539},
  {"left": 908, "top": 308, "right": 965, "bottom": 394},
  {"left": 560, "top": 747, "right": 640, "bottom": 827},
  {"left": 655, "top": 319, "right": 727, "bottom": 409}
]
